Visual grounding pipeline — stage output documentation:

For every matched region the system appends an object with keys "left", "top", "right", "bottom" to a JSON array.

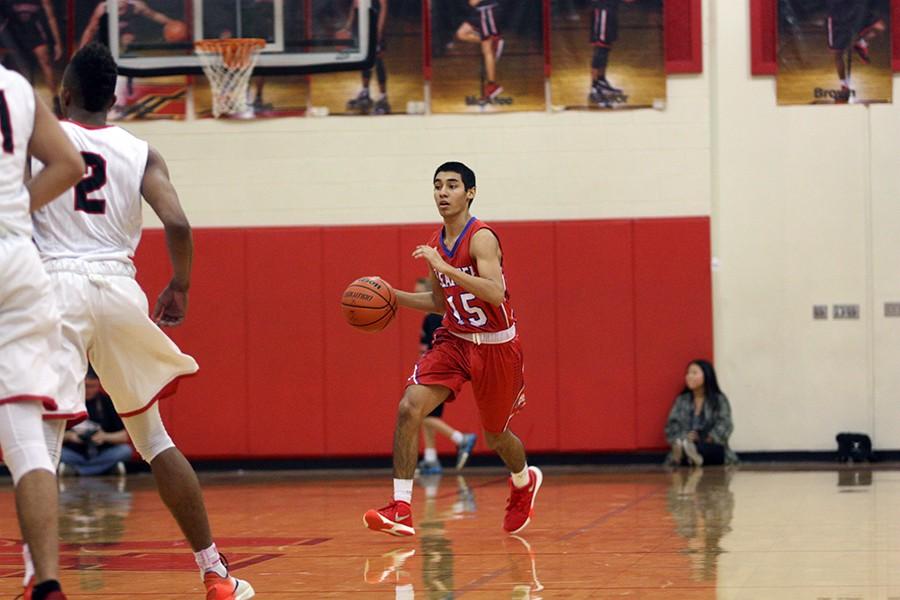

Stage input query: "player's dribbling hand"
[
  {"left": 412, "top": 245, "right": 446, "bottom": 271},
  {"left": 152, "top": 281, "right": 189, "bottom": 327}
]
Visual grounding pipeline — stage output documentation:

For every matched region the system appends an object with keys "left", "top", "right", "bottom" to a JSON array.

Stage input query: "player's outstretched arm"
[
  {"left": 133, "top": 0, "right": 172, "bottom": 25},
  {"left": 79, "top": 3, "right": 105, "bottom": 49},
  {"left": 141, "top": 146, "right": 193, "bottom": 326},
  {"left": 26, "top": 93, "right": 84, "bottom": 212},
  {"left": 413, "top": 230, "right": 506, "bottom": 306}
]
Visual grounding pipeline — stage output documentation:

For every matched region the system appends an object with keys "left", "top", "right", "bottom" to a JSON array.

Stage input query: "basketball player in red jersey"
[{"left": 364, "top": 161, "right": 541, "bottom": 537}]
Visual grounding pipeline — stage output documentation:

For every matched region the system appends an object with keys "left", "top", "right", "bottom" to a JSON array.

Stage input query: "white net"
[{"left": 194, "top": 39, "right": 266, "bottom": 118}]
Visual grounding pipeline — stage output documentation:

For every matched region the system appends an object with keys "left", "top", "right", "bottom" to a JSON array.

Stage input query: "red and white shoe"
[
  {"left": 484, "top": 82, "right": 504, "bottom": 100},
  {"left": 20, "top": 579, "right": 67, "bottom": 600},
  {"left": 503, "top": 466, "right": 543, "bottom": 534},
  {"left": 853, "top": 41, "right": 871, "bottom": 64},
  {"left": 203, "top": 571, "right": 255, "bottom": 600},
  {"left": 363, "top": 500, "right": 416, "bottom": 536}
]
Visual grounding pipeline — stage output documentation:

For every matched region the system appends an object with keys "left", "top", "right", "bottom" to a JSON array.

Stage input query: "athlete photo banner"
[
  {"left": 551, "top": 0, "right": 665, "bottom": 110},
  {"left": 777, "top": 0, "right": 892, "bottom": 105},
  {"left": 429, "top": 0, "right": 545, "bottom": 113},
  {"left": 311, "top": 0, "right": 425, "bottom": 116}
]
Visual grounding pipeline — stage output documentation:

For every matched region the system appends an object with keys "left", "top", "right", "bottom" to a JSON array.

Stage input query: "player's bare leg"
[
  {"left": 15, "top": 471, "right": 59, "bottom": 583},
  {"left": 365, "top": 385, "right": 448, "bottom": 536},
  {"left": 485, "top": 429, "right": 543, "bottom": 534},
  {"left": 483, "top": 429, "right": 526, "bottom": 473},
  {"left": 853, "top": 20, "right": 885, "bottom": 64},
  {"left": 149, "top": 447, "right": 213, "bottom": 550},
  {"left": 394, "top": 385, "right": 448, "bottom": 479}
]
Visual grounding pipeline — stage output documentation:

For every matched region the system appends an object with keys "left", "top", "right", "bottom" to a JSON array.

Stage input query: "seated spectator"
[
  {"left": 664, "top": 360, "right": 738, "bottom": 467},
  {"left": 59, "top": 368, "right": 132, "bottom": 476}
]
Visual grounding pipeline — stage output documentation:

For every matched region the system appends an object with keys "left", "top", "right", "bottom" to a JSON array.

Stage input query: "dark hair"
[
  {"left": 433, "top": 162, "right": 476, "bottom": 191},
  {"left": 65, "top": 43, "right": 118, "bottom": 112},
  {"left": 86, "top": 364, "right": 99, "bottom": 380},
  {"left": 682, "top": 359, "right": 724, "bottom": 413}
]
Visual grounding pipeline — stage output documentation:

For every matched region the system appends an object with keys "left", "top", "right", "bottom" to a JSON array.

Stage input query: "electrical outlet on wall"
[{"left": 833, "top": 304, "right": 860, "bottom": 320}]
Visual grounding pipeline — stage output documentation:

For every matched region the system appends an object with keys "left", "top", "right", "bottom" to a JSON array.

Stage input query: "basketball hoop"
[{"left": 194, "top": 38, "right": 266, "bottom": 118}]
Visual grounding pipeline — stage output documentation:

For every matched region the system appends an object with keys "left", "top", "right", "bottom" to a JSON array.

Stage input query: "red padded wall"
[
  {"left": 633, "top": 218, "right": 713, "bottom": 449},
  {"left": 555, "top": 221, "right": 636, "bottom": 452},
  {"left": 245, "top": 229, "right": 326, "bottom": 456},
  {"left": 133, "top": 217, "right": 712, "bottom": 459}
]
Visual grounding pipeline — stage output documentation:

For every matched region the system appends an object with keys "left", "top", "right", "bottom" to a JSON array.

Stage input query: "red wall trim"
[
  {"left": 752, "top": 0, "right": 900, "bottom": 74},
  {"left": 665, "top": 0, "right": 703, "bottom": 74}
]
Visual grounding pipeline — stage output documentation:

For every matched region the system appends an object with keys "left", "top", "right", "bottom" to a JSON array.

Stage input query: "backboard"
[{"left": 102, "top": 0, "right": 375, "bottom": 76}]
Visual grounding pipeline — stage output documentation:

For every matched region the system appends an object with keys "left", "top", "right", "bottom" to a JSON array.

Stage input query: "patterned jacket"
[{"left": 664, "top": 392, "right": 739, "bottom": 464}]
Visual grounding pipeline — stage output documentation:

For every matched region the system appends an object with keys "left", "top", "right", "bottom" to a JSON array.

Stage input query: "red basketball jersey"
[{"left": 427, "top": 217, "right": 517, "bottom": 335}]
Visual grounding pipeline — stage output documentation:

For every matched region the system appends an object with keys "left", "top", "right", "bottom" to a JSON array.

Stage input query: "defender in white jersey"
[
  {"left": 0, "top": 65, "right": 83, "bottom": 600},
  {"left": 30, "top": 44, "right": 253, "bottom": 600}
]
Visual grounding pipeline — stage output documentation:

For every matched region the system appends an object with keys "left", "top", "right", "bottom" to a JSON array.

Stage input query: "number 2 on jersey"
[
  {"left": 75, "top": 152, "right": 107, "bottom": 214},
  {"left": 447, "top": 293, "right": 488, "bottom": 327}
]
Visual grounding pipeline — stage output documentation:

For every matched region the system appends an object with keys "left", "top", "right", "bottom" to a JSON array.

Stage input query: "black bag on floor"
[{"left": 836, "top": 432, "right": 873, "bottom": 462}]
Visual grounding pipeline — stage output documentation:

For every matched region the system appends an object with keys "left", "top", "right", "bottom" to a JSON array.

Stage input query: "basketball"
[
  {"left": 335, "top": 28, "right": 352, "bottom": 50},
  {"left": 163, "top": 20, "right": 189, "bottom": 42},
  {"left": 341, "top": 276, "right": 397, "bottom": 333}
]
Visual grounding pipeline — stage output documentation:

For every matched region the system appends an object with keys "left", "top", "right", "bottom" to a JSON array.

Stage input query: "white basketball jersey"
[
  {"left": 32, "top": 121, "right": 149, "bottom": 265},
  {"left": 0, "top": 66, "right": 35, "bottom": 237}
]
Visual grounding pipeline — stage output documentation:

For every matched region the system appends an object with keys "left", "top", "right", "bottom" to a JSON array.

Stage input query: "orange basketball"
[
  {"left": 341, "top": 276, "right": 397, "bottom": 333},
  {"left": 164, "top": 20, "right": 189, "bottom": 42},
  {"left": 335, "top": 28, "right": 352, "bottom": 50}
]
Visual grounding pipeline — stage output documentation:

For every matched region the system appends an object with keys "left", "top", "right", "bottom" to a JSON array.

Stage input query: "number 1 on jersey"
[
  {"left": 0, "top": 91, "right": 13, "bottom": 154},
  {"left": 75, "top": 152, "right": 107, "bottom": 214}
]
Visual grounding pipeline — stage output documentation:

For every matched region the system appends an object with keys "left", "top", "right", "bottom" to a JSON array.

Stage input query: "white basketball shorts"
[
  {"left": 0, "top": 235, "right": 61, "bottom": 410},
  {"left": 43, "top": 259, "right": 199, "bottom": 419}
]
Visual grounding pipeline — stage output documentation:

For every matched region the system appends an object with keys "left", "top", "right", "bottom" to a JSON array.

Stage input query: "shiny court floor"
[{"left": 0, "top": 465, "right": 898, "bottom": 598}]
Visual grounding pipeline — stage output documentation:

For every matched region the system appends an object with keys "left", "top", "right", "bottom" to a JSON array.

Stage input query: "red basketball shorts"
[{"left": 406, "top": 328, "right": 526, "bottom": 433}]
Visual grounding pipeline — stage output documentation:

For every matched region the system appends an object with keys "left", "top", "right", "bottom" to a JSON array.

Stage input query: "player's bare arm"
[
  {"left": 79, "top": 3, "right": 106, "bottom": 48},
  {"left": 134, "top": 0, "right": 171, "bottom": 25},
  {"left": 396, "top": 271, "right": 445, "bottom": 314},
  {"left": 413, "top": 230, "right": 506, "bottom": 307},
  {"left": 26, "top": 94, "right": 84, "bottom": 212},
  {"left": 377, "top": 0, "right": 388, "bottom": 38},
  {"left": 40, "top": 0, "right": 63, "bottom": 60},
  {"left": 141, "top": 146, "right": 193, "bottom": 326}
]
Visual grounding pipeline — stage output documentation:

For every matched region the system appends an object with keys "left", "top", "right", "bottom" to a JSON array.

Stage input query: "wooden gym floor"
[{"left": 0, "top": 465, "right": 897, "bottom": 598}]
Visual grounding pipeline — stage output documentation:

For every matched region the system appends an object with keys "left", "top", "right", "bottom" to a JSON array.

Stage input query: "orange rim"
[{"left": 194, "top": 38, "right": 266, "bottom": 69}]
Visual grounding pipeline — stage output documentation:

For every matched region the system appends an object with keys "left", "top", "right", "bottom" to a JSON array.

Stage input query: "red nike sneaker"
[
  {"left": 503, "top": 466, "right": 543, "bottom": 534},
  {"left": 363, "top": 500, "right": 415, "bottom": 536}
]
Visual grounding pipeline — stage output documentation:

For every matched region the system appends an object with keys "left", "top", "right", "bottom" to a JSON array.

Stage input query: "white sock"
[
  {"left": 396, "top": 583, "right": 415, "bottom": 600},
  {"left": 393, "top": 478, "right": 414, "bottom": 504},
  {"left": 842, "top": 79, "right": 850, "bottom": 87},
  {"left": 511, "top": 465, "right": 530, "bottom": 488},
  {"left": 423, "top": 447, "right": 437, "bottom": 462},
  {"left": 857, "top": 39, "right": 868, "bottom": 48},
  {"left": 450, "top": 431, "right": 464, "bottom": 445},
  {"left": 194, "top": 543, "right": 228, "bottom": 579},
  {"left": 22, "top": 543, "right": 34, "bottom": 586}
]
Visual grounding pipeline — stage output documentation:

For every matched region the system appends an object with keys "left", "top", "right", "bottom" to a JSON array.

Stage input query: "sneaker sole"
[
  {"left": 505, "top": 466, "right": 543, "bottom": 534},
  {"left": 363, "top": 510, "right": 416, "bottom": 536},
  {"left": 234, "top": 579, "right": 255, "bottom": 600}
]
